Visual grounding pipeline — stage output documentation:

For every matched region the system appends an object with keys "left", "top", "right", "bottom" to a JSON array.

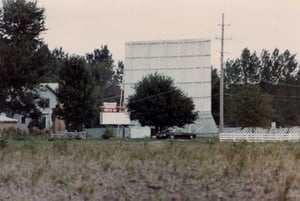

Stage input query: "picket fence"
[
  {"left": 50, "top": 132, "right": 87, "bottom": 139},
  {"left": 219, "top": 132, "right": 300, "bottom": 142}
]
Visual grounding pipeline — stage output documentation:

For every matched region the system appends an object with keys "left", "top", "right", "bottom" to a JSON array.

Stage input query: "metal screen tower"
[{"left": 124, "top": 39, "right": 218, "bottom": 135}]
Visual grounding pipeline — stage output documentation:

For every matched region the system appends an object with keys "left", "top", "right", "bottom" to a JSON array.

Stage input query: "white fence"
[
  {"left": 50, "top": 132, "right": 87, "bottom": 139},
  {"left": 220, "top": 133, "right": 300, "bottom": 142}
]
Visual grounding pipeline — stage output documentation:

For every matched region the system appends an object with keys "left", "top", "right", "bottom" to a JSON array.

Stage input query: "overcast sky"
[{"left": 38, "top": 0, "right": 300, "bottom": 68}]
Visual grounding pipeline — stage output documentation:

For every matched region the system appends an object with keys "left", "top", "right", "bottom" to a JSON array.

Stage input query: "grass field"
[{"left": 0, "top": 137, "right": 300, "bottom": 200}]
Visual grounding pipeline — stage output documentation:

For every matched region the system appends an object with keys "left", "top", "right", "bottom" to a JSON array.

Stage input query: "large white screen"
[{"left": 124, "top": 39, "right": 212, "bottom": 113}]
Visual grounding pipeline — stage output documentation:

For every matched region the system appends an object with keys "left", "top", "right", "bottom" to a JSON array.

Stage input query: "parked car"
[{"left": 156, "top": 129, "right": 196, "bottom": 139}]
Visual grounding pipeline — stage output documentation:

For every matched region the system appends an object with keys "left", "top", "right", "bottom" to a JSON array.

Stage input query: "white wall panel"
[
  {"left": 100, "top": 113, "right": 131, "bottom": 125},
  {"left": 124, "top": 39, "right": 212, "bottom": 113},
  {"left": 167, "top": 43, "right": 179, "bottom": 56}
]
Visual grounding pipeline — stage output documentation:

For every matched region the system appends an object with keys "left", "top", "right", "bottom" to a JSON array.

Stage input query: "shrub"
[
  {"left": 102, "top": 128, "right": 113, "bottom": 140},
  {"left": 0, "top": 133, "right": 8, "bottom": 149},
  {"left": 1, "top": 127, "right": 28, "bottom": 141}
]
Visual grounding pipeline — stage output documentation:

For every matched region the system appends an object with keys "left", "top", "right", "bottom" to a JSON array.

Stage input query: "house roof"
[
  {"left": 45, "top": 83, "right": 58, "bottom": 91},
  {"left": 0, "top": 113, "right": 18, "bottom": 122},
  {"left": 39, "top": 83, "right": 58, "bottom": 95}
]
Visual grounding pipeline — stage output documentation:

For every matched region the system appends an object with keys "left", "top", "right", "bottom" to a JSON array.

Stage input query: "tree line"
[
  {"left": 3, "top": 0, "right": 300, "bottom": 132},
  {"left": 212, "top": 48, "right": 300, "bottom": 128},
  {"left": 0, "top": 0, "right": 123, "bottom": 131},
  {"left": 0, "top": 0, "right": 194, "bottom": 133}
]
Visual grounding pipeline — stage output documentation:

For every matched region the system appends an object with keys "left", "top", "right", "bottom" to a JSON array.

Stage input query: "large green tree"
[
  {"left": 128, "top": 73, "right": 198, "bottom": 133},
  {"left": 0, "top": 0, "right": 48, "bottom": 116},
  {"left": 57, "top": 56, "right": 96, "bottom": 131},
  {"left": 233, "top": 85, "right": 272, "bottom": 128}
]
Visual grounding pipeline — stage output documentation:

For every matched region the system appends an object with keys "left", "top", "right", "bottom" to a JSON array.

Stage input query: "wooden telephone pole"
[{"left": 217, "top": 13, "right": 230, "bottom": 133}]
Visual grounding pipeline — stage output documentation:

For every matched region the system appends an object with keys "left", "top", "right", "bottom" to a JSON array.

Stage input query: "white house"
[{"left": 14, "top": 83, "right": 59, "bottom": 131}]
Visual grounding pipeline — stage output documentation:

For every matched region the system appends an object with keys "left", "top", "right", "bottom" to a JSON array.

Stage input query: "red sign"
[{"left": 102, "top": 108, "right": 119, "bottom": 113}]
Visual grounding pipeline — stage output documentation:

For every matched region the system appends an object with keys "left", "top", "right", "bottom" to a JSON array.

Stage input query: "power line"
[
  {"left": 224, "top": 92, "right": 300, "bottom": 102},
  {"left": 128, "top": 89, "right": 176, "bottom": 104},
  {"left": 261, "top": 81, "right": 300, "bottom": 88},
  {"left": 100, "top": 95, "right": 121, "bottom": 101},
  {"left": 100, "top": 89, "right": 176, "bottom": 104}
]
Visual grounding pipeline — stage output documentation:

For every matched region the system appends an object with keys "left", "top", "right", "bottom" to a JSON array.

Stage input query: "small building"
[{"left": 0, "top": 113, "right": 18, "bottom": 130}]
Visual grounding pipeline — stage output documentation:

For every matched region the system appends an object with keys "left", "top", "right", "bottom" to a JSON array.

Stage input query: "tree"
[
  {"left": 128, "top": 73, "right": 198, "bottom": 133},
  {"left": 44, "top": 47, "right": 68, "bottom": 82},
  {"left": 225, "top": 48, "right": 260, "bottom": 86},
  {"left": 57, "top": 56, "right": 96, "bottom": 131},
  {"left": 86, "top": 45, "right": 115, "bottom": 87},
  {"left": 233, "top": 85, "right": 272, "bottom": 129},
  {"left": 211, "top": 67, "right": 220, "bottom": 124},
  {"left": 113, "top": 60, "right": 124, "bottom": 86},
  {"left": 0, "top": 0, "right": 48, "bottom": 116},
  {"left": 225, "top": 48, "right": 299, "bottom": 127},
  {"left": 85, "top": 45, "right": 119, "bottom": 126},
  {"left": 261, "top": 48, "right": 298, "bottom": 84},
  {"left": 86, "top": 45, "right": 116, "bottom": 105}
]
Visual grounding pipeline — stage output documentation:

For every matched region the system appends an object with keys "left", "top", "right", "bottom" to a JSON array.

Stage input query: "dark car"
[{"left": 156, "top": 129, "right": 196, "bottom": 139}]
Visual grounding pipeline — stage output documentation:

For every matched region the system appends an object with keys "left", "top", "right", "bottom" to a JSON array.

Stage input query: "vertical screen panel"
[{"left": 125, "top": 39, "right": 212, "bottom": 112}]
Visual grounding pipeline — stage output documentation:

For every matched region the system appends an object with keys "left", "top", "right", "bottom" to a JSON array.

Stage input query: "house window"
[
  {"left": 21, "top": 116, "right": 26, "bottom": 124},
  {"left": 39, "top": 98, "right": 50, "bottom": 109},
  {"left": 41, "top": 117, "right": 46, "bottom": 129}
]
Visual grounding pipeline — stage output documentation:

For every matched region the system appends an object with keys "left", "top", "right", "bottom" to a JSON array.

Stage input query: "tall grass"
[{"left": 0, "top": 139, "right": 299, "bottom": 200}]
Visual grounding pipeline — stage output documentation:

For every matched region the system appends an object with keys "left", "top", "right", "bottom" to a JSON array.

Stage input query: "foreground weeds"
[{"left": 0, "top": 139, "right": 300, "bottom": 200}]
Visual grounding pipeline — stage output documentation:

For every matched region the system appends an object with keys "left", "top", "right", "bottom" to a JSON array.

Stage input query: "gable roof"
[
  {"left": 39, "top": 83, "right": 58, "bottom": 95},
  {"left": 0, "top": 113, "right": 18, "bottom": 122}
]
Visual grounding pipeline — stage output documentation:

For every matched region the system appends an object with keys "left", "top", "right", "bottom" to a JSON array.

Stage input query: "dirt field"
[{"left": 0, "top": 138, "right": 300, "bottom": 200}]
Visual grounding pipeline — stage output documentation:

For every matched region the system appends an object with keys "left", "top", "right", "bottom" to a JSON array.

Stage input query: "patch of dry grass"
[{"left": 0, "top": 139, "right": 300, "bottom": 200}]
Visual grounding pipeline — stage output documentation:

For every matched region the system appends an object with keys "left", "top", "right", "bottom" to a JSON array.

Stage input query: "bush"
[
  {"left": 102, "top": 128, "right": 113, "bottom": 140},
  {"left": 0, "top": 133, "right": 8, "bottom": 149},
  {"left": 1, "top": 127, "right": 27, "bottom": 141}
]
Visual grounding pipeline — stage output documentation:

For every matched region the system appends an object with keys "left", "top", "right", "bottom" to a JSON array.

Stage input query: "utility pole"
[{"left": 217, "top": 13, "right": 230, "bottom": 133}]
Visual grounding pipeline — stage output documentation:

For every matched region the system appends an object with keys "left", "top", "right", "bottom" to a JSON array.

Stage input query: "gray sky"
[{"left": 38, "top": 0, "right": 300, "bottom": 68}]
